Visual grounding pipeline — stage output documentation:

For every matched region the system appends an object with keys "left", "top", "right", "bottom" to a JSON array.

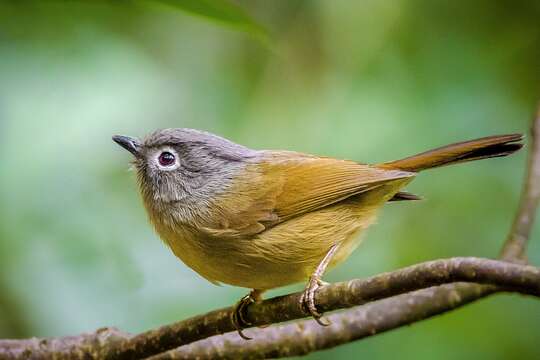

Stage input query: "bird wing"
[{"left": 201, "top": 152, "right": 413, "bottom": 238}]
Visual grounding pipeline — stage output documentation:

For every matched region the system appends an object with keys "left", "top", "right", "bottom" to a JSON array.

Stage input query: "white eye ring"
[{"left": 154, "top": 147, "right": 180, "bottom": 171}]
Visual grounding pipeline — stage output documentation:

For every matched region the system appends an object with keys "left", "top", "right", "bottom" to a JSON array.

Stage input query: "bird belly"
[
  {"left": 159, "top": 184, "right": 405, "bottom": 290},
  {"left": 230, "top": 203, "right": 373, "bottom": 289}
]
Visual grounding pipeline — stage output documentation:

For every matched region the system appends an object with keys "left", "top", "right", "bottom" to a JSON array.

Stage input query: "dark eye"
[{"left": 158, "top": 151, "right": 176, "bottom": 167}]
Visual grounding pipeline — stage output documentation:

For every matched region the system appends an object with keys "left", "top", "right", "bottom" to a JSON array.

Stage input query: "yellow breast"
[{"left": 154, "top": 183, "right": 404, "bottom": 290}]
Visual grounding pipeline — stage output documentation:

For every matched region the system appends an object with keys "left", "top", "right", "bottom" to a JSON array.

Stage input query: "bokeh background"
[{"left": 1, "top": 1, "right": 539, "bottom": 359}]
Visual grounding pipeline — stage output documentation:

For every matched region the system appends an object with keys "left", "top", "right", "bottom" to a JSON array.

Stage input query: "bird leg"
[
  {"left": 231, "top": 288, "right": 264, "bottom": 340},
  {"left": 300, "top": 243, "right": 341, "bottom": 326}
]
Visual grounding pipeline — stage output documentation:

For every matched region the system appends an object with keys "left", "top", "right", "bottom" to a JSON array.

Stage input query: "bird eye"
[{"left": 158, "top": 151, "right": 176, "bottom": 167}]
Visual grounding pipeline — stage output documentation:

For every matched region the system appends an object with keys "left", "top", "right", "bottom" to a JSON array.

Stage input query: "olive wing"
[{"left": 202, "top": 154, "right": 413, "bottom": 238}]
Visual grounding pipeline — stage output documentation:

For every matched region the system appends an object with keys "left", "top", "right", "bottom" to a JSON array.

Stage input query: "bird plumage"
[{"left": 113, "top": 129, "right": 523, "bottom": 290}]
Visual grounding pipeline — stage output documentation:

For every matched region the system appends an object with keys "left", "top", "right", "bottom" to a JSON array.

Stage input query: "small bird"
[{"left": 113, "top": 129, "right": 522, "bottom": 338}]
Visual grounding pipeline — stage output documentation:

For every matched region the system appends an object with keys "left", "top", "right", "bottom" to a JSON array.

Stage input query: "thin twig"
[{"left": 501, "top": 104, "right": 540, "bottom": 261}]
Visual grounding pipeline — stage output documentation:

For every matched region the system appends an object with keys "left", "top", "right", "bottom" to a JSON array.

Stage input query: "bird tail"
[{"left": 379, "top": 134, "right": 523, "bottom": 173}]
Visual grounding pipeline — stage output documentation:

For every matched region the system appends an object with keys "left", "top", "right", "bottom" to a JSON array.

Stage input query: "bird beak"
[{"left": 112, "top": 135, "right": 141, "bottom": 156}]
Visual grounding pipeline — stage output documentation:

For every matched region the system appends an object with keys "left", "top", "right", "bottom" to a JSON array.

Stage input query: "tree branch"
[
  {"left": 149, "top": 284, "right": 494, "bottom": 360},
  {"left": 1, "top": 258, "right": 539, "bottom": 359},
  {"left": 500, "top": 103, "right": 540, "bottom": 261}
]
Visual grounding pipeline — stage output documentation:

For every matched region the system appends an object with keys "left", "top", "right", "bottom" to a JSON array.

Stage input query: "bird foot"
[
  {"left": 231, "top": 291, "right": 259, "bottom": 340},
  {"left": 299, "top": 276, "right": 331, "bottom": 326}
]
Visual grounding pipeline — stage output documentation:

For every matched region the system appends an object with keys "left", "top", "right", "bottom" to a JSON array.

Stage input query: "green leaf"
[{"left": 150, "top": 0, "right": 270, "bottom": 44}]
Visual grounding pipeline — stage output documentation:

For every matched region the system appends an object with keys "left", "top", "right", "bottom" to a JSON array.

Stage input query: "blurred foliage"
[
  {"left": 0, "top": 1, "right": 539, "bottom": 359},
  {"left": 150, "top": 0, "right": 269, "bottom": 43}
]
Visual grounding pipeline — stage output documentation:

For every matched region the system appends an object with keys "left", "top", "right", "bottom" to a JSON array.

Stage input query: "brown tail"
[{"left": 380, "top": 134, "right": 523, "bottom": 172}]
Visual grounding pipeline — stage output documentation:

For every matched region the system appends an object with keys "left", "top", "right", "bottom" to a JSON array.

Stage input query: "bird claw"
[
  {"left": 231, "top": 293, "right": 256, "bottom": 340},
  {"left": 300, "top": 276, "right": 331, "bottom": 326}
]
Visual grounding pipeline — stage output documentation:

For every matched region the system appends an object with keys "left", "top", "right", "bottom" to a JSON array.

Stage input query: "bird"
[{"left": 113, "top": 129, "right": 523, "bottom": 338}]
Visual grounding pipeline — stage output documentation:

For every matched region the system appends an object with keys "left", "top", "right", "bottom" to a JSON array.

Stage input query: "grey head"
[{"left": 113, "top": 128, "right": 258, "bottom": 205}]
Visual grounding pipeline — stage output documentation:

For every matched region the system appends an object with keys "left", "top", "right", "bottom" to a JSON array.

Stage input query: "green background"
[{"left": 1, "top": 1, "right": 539, "bottom": 359}]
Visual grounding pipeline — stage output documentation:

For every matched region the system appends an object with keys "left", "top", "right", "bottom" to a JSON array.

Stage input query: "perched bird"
[{"left": 113, "top": 129, "right": 522, "bottom": 338}]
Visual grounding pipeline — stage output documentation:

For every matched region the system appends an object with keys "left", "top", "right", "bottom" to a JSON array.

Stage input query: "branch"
[
  {"left": 2, "top": 258, "right": 539, "bottom": 359},
  {"left": 149, "top": 284, "right": 494, "bottom": 360},
  {"left": 147, "top": 257, "right": 540, "bottom": 359},
  {"left": 500, "top": 104, "right": 540, "bottom": 261}
]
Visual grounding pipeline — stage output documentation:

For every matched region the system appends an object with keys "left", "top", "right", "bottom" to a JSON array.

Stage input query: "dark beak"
[{"left": 112, "top": 135, "right": 141, "bottom": 156}]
